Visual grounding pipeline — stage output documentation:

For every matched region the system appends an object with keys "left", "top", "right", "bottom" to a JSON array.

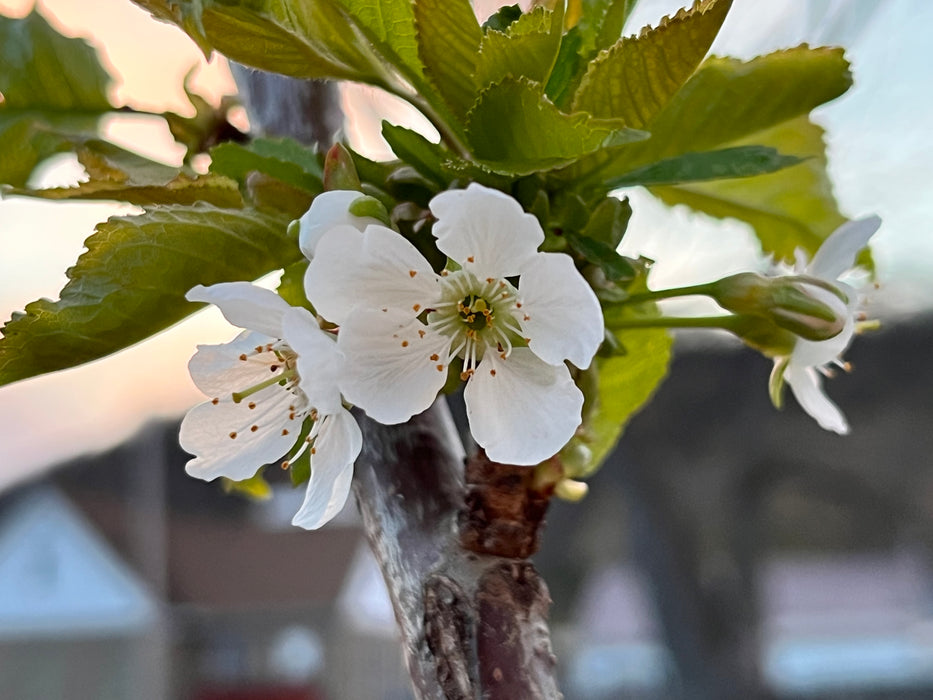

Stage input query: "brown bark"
[
  {"left": 230, "top": 69, "right": 563, "bottom": 698},
  {"left": 353, "top": 400, "right": 562, "bottom": 699}
]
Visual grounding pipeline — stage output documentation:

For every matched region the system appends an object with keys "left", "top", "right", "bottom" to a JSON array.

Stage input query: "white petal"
[
  {"left": 305, "top": 224, "right": 438, "bottom": 324},
  {"left": 808, "top": 216, "right": 881, "bottom": 280},
  {"left": 430, "top": 183, "right": 544, "bottom": 278},
  {"left": 464, "top": 348, "right": 583, "bottom": 465},
  {"left": 187, "top": 331, "right": 279, "bottom": 397},
  {"left": 180, "top": 384, "right": 307, "bottom": 481},
  {"left": 791, "top": 287, "right": 856, "bottom": 370},
  {"left": 785, "top": 364, "right": 849, "bottom": 434},
  {"left": 187, "top": 282, "right": 291, "bottom": 337},
  {"left": 292, "top": 409, "right": 362, "bottom": 530},
  {"left": 281, "top": 307, "right": 344, "bottom": 414},
  {"left": 298, "top": 190, "right": 382, "bottom": 259},
  {"left": 518, "top": 252, "right": 604, "bottom": 368},
  {"left": 338, "top": 308, "right": 451, "bottom": 424}
]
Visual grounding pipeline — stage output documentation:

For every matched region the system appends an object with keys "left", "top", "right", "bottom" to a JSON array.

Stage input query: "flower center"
[
  {"left": 427, "top": 270, "right": 525, "bottom": 379},
  {"left": 458, "top": 293, "right": 493, "bottom": 331}
]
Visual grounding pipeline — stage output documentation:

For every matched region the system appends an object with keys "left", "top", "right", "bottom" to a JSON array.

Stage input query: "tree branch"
[{"left": 353, "top": 400, "right": 562, "bottom": 699}]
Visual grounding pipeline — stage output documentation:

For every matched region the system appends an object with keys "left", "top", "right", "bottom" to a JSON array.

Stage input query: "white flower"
[
  {"left": 180, "top": 282, "right": 362, "bottom": 529},
  {"left": 305, "top": 183, "right": 604, "bottom": 465},
  {"left": 298, "top": 190, "right": 382, "bottom": 260},
  {"left": 774, "top": 216, "right": 881, "bottom": 434}
]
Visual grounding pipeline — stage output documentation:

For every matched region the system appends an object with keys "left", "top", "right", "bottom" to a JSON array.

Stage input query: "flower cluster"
[{"left": 181, "top": 184, "right": 604, "bottom": 527}]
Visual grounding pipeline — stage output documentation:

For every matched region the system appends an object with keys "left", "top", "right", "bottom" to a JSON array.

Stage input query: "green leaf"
[
  {"left": 222, "top": 469, "right": 273, "bottom": 500},
  {"left": 572, "top": 0, "right": 733, "bottom": 127},
  {"left": 581, "top": 194, "right": 632, "bottom": 248},
  {"left": 5, "top": 139, "right": 243, "bottom": 207},
  {"left": 604, "top": 145, "right": 802, "bottom": 189},
  {"left": 131, "top": 0, "right": 380, "bottom": 82},
  {"left": 572, "top": 0, "right": 637, "bottom": 54},
  {"left": 482, "top": 4, "right": 522, "bottom": 32},
  {"left": 0, "top": 11, "right": 112, "bottom": 112},
  {"left": 381, "top": 122, "right": 449, "bottom": 187},
  {"left": 563, "top": 46, "right": 852, "bottom": 189},
  {"left": 0, "top": 205, "right": 297, "bottom": 386},
  {"left": 331, "top": 0, "right": 426, "bottom": 83},
  {"left": 581, "top": 321, "right": 672, "bottom": 476},
  {"left": 651, "top": 117, "right": 848, "bottom": 261},
  {"left": 465, "top": 77, "right": 647, "bottom": 172},
  {"left": 565, "top": 232, "right": 636, "bottom": 282},
  {"left": 546, "top": 0, "right": 636, "bottom": 109},
  {"left": 0, "top": 11, "right": 115, "bottom": 186},
  {"left": 414, "top": 0, "right": 483, "bottom": 118},
  {"left": 475, "top": 5, "right": 564, "bottom": 88},
  {"left": 626, "top": 47, "right": 851, "bottom": 164},
  {"left": 544, "top": 26, "right": 585, "bottom": 108},
  {"left": 209, "top": 137, "right": 323, "bottom": 193}
]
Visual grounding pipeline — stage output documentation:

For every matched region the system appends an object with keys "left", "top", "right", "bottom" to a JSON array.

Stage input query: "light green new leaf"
[
  {"left": 0, "top": 205, "right": 297, "bottom": 386},
  {"left": 0, "top": 11, "right": 114, "bottom": 186},
  {"left": 131, "top": 0, "right": 379, "bottom": 83},
  {"left": 5, "top": 140, "right": 243, "bottom": 207},
  {"left": 572, "top": 0, "right": 733, "bottom": 126},
  {"left": 332, "top": 0, "right": 425, "bottom": 83},
  {"left": 627, "top": 47, "right": 851, "bottom": 163},
  {"left": 569, "top": 0, "right": 637, "bottom": 54},
  {"left": 413, "top": 0, "right": 483, "bottom": 119},
  {"left": 581, "top": 325, "right": 672, "bottom": 477},
  {"left": 209, "top": 137, "right": 323, "bottom": 193},
  {"left": 466, "top": 77, "right": 646, "bottom": 172},
  {"left": 546, "top": 0, "right": 636, "bottom": 108},
  {"left": 475, "top": 5, "right": 564, "bottom": 88},
  {"left": 564, "top": 46, "right": 851, "bottom": 189},
  {"left": 651, "top": 116, "right": 847, "bottom": 261}
]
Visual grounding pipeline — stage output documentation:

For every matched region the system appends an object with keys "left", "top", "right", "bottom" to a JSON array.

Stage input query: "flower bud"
[
  {"left": 322, "top": 142, "right": 361, "bottom": 191},
  {"left": 711, "top": 272, "right": 848, "bottom": 343},
  {"left": 296, "top": 190, "right": 383, "bottom": 259}
]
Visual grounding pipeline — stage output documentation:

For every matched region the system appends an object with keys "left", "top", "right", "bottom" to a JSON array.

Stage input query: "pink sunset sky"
[{"left": 0, "top": 0, "right": 930, "bottom": 490}]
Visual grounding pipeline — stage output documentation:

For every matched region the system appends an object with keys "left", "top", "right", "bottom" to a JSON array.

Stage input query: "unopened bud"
[
  {"left": 712, "top": 272, "right": 848, "bottom": 343},
  {"left": 323, "top": 143, "right": 361, "bottom": 191},
  {"left": 554, "top": 478, "right": 589, "bottom": 502}
]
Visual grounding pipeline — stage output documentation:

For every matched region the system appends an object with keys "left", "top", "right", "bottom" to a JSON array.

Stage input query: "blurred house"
[
  {"left": 1, "top": 315, "right": 931, "bottom": 700},
  {"left": 0, "top": 427, "right": 411, "bottom": 700}
]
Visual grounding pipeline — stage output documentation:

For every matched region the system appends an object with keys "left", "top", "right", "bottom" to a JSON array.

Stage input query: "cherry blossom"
[
  {"left": 305, "top": 183, "right": 604, "bottom": 465},
  {"left": 773, "top": 216, "right": 882, "bottom": 433},
  {"left": 180, "top": 282, "right": 362, "bottom": 529}
]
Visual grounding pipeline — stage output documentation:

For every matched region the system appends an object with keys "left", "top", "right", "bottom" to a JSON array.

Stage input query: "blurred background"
[{"left": 1, "top": 0, "right": 932, "bottom": 698}]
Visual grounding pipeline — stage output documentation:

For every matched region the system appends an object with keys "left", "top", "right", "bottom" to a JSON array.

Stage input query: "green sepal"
[{"left": 278, "top": 259, "right": 313, "bottom": 311}]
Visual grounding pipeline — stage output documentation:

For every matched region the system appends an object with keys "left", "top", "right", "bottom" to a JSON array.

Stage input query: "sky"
[{"left": 0, "top": 0, "right": 931, "bottom": 490}]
